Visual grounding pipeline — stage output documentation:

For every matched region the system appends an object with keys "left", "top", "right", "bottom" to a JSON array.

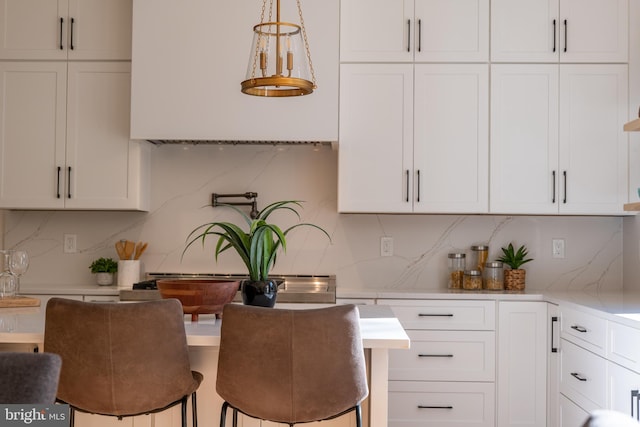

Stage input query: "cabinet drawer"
[
  {"left": 608, "top": 361, "right": 640, "bottom": 418},
  {"left": 389, "top": 381, "right": 495, "bottom": 427},
  {"left": 561, "top": 306, "right": 606, "bottom": 356},
  {"left": 381, "top": 300, "right": 495, "bottom": 330},
  {"left": 608, "top": 321, "right": 640, "bottom": 373},
  {"left": 560, "top": 339, "right": 607, "bottom": 412},
  {"left": 389, "top": 330, "right": 495, "bottom": 381},
  {"left": 559, "top": 394, "right": 590, "bottom": 427}
]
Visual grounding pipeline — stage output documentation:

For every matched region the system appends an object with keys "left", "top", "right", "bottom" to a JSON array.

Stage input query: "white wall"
[{"left": 5, "top": 145, "right": 623, "bottom": 292}]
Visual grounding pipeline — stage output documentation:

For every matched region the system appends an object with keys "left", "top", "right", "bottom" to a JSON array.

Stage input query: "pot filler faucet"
[{"left": 211, "top": 192, "right": 259, "bottom": 219}]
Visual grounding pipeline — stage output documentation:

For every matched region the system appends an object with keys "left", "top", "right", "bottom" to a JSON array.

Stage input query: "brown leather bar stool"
[
  {"left": 0, "top": 352, "right": 62, "bottom": 403},
  {"left": 217, "top": 304, "right": 369, "bottom": 427},
  {"left": 44, "top": 297, "right": 202, "bottom": 427}
]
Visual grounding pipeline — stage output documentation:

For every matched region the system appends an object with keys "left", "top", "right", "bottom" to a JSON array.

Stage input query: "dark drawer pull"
[
  {"left": 418, "top": 354, "right": 453, "bottom": 358},
  {"left": 571, "top": 372, "right": 587, "bottom": 382},
  {"left": 418, "top": 313, "right": 454, "bottom": 317},
  {"left": 418, "top": 405, "right": 453, "bottom": 410},
  {"left": 571, "top": 325, "right": 587, "bottom": 333}
]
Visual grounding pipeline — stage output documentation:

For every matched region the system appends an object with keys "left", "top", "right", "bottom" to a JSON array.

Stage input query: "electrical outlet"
[
  {"left": 64, "top": 234, "right": 77, "bottom": 254},
  {"left": 552, "top": 238, "right": 565, "bottom": 259},
  {"left": 380, "top": 237, "right": 393, "bottom": 257}
]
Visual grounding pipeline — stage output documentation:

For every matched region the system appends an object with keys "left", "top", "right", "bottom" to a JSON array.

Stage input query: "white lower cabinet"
[
  {"left": 388, "top": 381, "right": 495, "bottom": 427},
  {"left": 559, "top": 394, "right": 589, "bottom": 427},
  {"left": 497, "top": 301, "right": 548, "bottom": 427},
  {"left": 382, "top": 299, "right": 495, "bottom": 427}
]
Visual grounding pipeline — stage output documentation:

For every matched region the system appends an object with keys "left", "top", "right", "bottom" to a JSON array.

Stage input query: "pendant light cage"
[{"left": 241, "top": 0, "right": 316, "bottom": 97}]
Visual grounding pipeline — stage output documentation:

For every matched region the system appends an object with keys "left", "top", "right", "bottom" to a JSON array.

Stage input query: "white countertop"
[{"left": 0, "top": 301, "right": 410, "bottom": 350}]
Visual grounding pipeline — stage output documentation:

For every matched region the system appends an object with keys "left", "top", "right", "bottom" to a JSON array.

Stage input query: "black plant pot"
[{"left": 241, "top": 280, "right": 280, "bottom": 308}]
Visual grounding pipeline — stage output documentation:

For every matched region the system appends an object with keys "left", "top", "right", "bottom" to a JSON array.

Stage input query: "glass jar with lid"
[
  {"left": 463, "top": 269, "right": 483, "bottom": 290},
  {"left": 448, "top": 253, "right": 466, "bottom": 289},
  {"left": 484, "top": 261, "right": 504, "bottom": 290},
  {"left": 471, "top": 245, "right": 489, "bottom": 272}
]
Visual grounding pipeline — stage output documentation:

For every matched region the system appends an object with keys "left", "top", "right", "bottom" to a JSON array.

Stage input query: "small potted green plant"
[
  {"left": 89, "top": 257, "right": 118, "bottom": 286},
  {"left": 497, "top": 243, "right": 533, "bottom": 290}
]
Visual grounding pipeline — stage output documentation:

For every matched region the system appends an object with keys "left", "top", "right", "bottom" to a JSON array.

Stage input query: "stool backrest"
[
  {"left": 216, "top": 304, "right": 368, "bottom": 424},
  {"left": 44, "top": 297, "right": 199, "bottom": 417},
  {"left": 0, "top": 352, "right": 62, "bottom": 403}
]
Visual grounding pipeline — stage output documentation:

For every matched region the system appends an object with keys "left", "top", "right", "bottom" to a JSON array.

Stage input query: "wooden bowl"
[{"left": 156, "top": 279, "right": 240, "bottom": 321}]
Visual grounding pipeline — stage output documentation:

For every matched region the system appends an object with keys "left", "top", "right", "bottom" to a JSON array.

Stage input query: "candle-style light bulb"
[
  {"left": 259, "top": 37, "right": 267, "bottom": 76},
  {"left": 286, "top": 35, "right": 293, "bottom": 74}
]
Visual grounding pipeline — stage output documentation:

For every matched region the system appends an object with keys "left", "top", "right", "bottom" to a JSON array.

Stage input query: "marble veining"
[{"left": 3, "top": 145, "right": 625, "bottom": 293}]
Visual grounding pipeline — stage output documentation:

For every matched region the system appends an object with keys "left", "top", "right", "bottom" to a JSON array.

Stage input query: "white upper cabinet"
[
  {"left": 338, "top": 63, "right": 488, "bottom": 213},
  {"left": 491, "top": 0, "right": 628, "bottom": 63},
  {"left": 340, "top": 0, "right": 488, "bottom": 63},
  {"left": 490, "top": 64, "right": 628, "bottom": 215},
  {"left": 130, "top": 0, "right": 338, "bottom": 142},
  {"left": 0, "top": 0, "right": 132, "bottom": 60},
  {"left": 0, "top": 62, "right": 149, "bottom": 210}
]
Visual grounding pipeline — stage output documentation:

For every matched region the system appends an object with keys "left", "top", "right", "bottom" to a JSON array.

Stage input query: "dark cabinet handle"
[
  {"left": 418, "top": 354, "right": 453, "bottom": 358},
  {"left": 551, "top": 316, "right": 558, "bottom": 353},
  {"left": 418, "top": 313, "right": 453, "bottom": 317},
  {"left": 564, "top": 19, "right": 568, "bottom": 52},
  {"left": 56, "top": 166, "right": 61, "bottom": 198},
  {"left": 70, "top": 17, "right": 75, "bottom": 50},
  {"left": 571, "top": 372, "right": 587, "bottom": 382},
  {"left": 405, "top": 170, "right": 410, "bottom": 202},
  {"left": 552, "top": 19, "right": 556, "bottom": 52},
  {"left": 632, "top": 390, "right": 639, "bottom": 420},
  {"left": 59, "top": 18, "right": 64, "bottom": 50},
  {"left": 563, "top": 170, "right": 567, "bottom": 204},
  {"left": 552, "top": 170, "right": 556, "bottom": 203},
  {"left": 407, "top": 19, "right": 411, "bottom": 52},
  {"left": 416, "top": 170, "right": 420, "bottom": 202},
  {"left": 418, "top": 405, "right": 453, "bottom": 410},
  {"left": 67, "top": 166, "right": 72, "bottom": 198},
  {"left": 418, "top": 19, "right": 422, "bottom": 52},
  {"left": 571, "top": 325, "right": 587, "bottom": 333}
]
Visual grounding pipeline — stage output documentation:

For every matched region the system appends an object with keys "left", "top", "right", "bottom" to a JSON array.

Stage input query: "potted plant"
[
  {"left": 496, "top": 243, "right": 533, "bottom": 291},
  {"left": 184, "top": 200, "right": 331, "bottom": 307},
  {"left": 89, "top": 257, "right": 118, "bottom": 286}
]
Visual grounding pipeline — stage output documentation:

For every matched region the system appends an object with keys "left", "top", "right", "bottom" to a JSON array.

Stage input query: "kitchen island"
[{"left": 0, "top": 302, "right": 409, "bottom": 427}]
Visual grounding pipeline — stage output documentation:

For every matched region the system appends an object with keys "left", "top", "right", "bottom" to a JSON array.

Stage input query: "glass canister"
[
  {"left": 484, "top": 261, "right": 504, "bottom": 290},
  {"left": 463, "top": 269, "right": 483, "bottom": 290},
  {"left": 448, "top": 253, "right": 466, "bottom": 289},
  {"left": 471, "top": 245, "right": 489, "bottom": 272}
]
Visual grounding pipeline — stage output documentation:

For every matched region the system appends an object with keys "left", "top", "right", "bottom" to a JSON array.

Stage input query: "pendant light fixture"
[{"left": 241, "top": 0, "right": 316, "bottom": 97}]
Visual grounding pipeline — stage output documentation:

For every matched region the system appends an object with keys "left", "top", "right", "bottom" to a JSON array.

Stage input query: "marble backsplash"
[{"left": 3, "top": 144, "right": 626, "bottom": 292}]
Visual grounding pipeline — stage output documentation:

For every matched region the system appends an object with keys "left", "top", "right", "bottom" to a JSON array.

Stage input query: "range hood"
[{"left": 145, "top": 139, "right": 335, "bottom": 147}]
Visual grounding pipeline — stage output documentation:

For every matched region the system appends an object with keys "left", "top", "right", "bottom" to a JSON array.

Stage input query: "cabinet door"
[
  {"left": 66, "top": 62, "right": 147, "bottom": 210},
  {"left": 558, "top": 64, "right": 628, "bottom": 214},
  {"left": 340, "top": 0, "right": 413, "bottom": 62},
  {"left": 338, "top": 64, "right": 413, "bottom": 213},
  {"left": 497, "top": 301, "right": 547, "bottom": 427},
  {"left": 67, "top": 0, "right": 132, "bottom": 60},
  {"left": 413, "top": 64, "right": 488, "bottom": 213},
  {"left": 608, "top": 361, "right": 640, "bottom": 419},
  {"left": 413, "top": 0, "right": 488, "bottom": 62},
  {"left": 559, "top": 0, "right": 628, "bottom": 63},
  {"left": 491, "top": 0, "right": 559, "bottom": 63},
  {"left": 0, "top": 62, "right": 67, "bottom": 209},
  {"left": 548, "top": 304, "right": 560, "bottom": 427},
  {"left": 490, "top": 64, "right": 559, "bottom": 214},
  {"left": 0, "top": 0, "right": 68, "bottom": 60},
  {"left": 559, "top": 394, "right": 589, "bottom": 427}
]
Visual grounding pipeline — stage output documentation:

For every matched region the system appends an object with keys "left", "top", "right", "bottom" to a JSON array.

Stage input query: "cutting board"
[{"left": 0, "top": 296, "right": 40, "bottom": 308}]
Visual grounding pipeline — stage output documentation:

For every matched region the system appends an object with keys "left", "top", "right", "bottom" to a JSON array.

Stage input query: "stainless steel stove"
[{"left": 121, "top": 273, "right": 336, "bottom": 304}]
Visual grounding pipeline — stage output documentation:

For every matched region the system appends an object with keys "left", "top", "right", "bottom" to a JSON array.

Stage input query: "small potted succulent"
[
  {"left": 89, "top": 257, "right": 118, "bottom": 286},
  {"left": 497, "top": 243, "right": 533, "bottom": 291}
]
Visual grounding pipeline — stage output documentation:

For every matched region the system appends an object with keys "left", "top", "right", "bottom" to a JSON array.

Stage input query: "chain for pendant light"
[{"left": 295, "top": 0, "right": 316, "bottom": 88}]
